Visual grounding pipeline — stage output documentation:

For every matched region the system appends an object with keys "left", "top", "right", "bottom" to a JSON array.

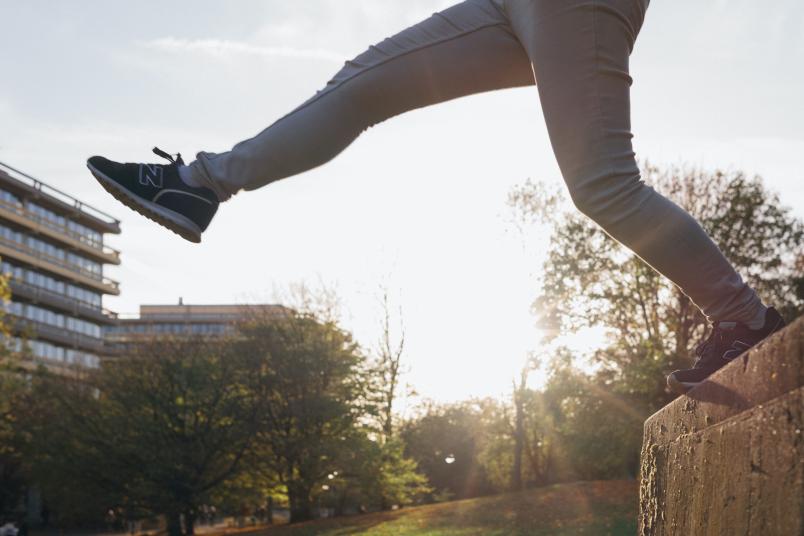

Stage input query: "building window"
[
  {"left": 108, "top": 322, "right": 232, "bottom": 336},
  {"left": 26, "top": 202, "right": 104, "bottom": 248},
  {"left": 5, "top": 301, "right": 102, "bottom": 338},
  {"left": 2, "top": 261, "right": 103, "bottom": 309},
  {"left": 0, "top": 224, "right": 103, "bottom": 278},
  {"left": 13, "top": 337, "right": 100, "bottom": 369},
  {"left": 0, "top": 188, "right": 21, "bottom": 206}
]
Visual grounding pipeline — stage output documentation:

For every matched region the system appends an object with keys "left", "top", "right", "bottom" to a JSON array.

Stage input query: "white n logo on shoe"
[{"left": 139, "top": 164, "right": 164, "bottom": 188}]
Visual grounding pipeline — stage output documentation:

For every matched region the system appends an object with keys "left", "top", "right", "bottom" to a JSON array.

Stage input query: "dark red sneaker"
[{"left": 667, "top": 308, "right": 785, "bottom": 395}]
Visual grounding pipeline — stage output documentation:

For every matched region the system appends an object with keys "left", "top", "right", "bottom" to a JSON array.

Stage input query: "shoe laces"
[
  {"left": 693, "top": 322, "right": 737, "bottom": 369},
  {"left": 152, "top": 146, "right": 184, "bottom": 166}
]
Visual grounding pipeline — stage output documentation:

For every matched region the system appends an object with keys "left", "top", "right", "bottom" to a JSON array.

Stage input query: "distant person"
[
  {"left": 0, "top": 521, "right": 19, "bottom": 536},
  {"left": 87, "top": 0, "right": 784, "bottom": 393}
]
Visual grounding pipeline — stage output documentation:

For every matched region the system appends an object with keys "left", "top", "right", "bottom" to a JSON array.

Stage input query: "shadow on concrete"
[{"left": 685, "top": 380, "right": 750, "bottom": 411}]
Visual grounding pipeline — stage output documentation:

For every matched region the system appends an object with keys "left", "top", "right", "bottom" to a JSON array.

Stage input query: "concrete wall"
[{"left": 639, "top": 317, "right": 803, "bottom": 535}]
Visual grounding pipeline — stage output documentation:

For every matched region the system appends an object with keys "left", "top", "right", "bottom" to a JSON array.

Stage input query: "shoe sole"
[
  {"left": 666, "top": 316, "right": 787, "bottom": 396},
  {"left": 87, "top": 162, "right": 202, "bottom": 243},
  {"left": 667, "top": 373, "right": 696, "bottom": 395}
]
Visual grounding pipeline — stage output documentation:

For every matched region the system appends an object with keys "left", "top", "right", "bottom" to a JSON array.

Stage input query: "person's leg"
[
  {"left": 504, "top": 0, "right": 764, "bottom": 326},
  {"left": 185, "top": 0, "right": 534, "bottom": 201},
  {"left": 87, "top": 0, "right": 534, "bottom": 242}
]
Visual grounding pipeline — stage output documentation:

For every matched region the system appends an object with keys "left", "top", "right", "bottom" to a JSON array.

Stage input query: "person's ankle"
[
  {"left": 745, "top": 304, "right": 768, "bottom": 330},
  {"left": 178, "top": 164, "right": 203, "bottom": 188},
  {"left": 178, "top": 162, "right": 231, "bottom": 202}
]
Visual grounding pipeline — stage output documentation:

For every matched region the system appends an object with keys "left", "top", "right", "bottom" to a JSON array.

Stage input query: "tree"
[
  {"left": 324, "top": 436, "right": 431, "bottom": 513},
  {"left": 0, "top": 270, "right": 27, "bottom": 518},
  {"left": 236, "top": 308, "right": 372, "bottom": 523},
  {"left": 537, "top": 351, "right": 644, "bottom": 480},
  {"left": 374, "top": 288, "right": 406, "bottom": 441},
  {"left": 510, "top": 165, "right": 804, "bottom": 407},
  {"left": 25, "top": 336, "right": 262, "bottom": 535},
  {"left": 401, "top": 402, "right": 496, "bottom": 500},
  {"left": 507, "top": 164, "right": 804, "bottom": 477},
  {"left": 510, "top": 367, "right": 527, "bottom": 491},
  {"left": 474, "top": 363, "right": 555, "bottom": 493}
]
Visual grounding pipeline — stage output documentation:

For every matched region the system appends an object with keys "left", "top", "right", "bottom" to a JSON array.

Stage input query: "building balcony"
[
  {"left": 0, "top": 162, "right": 120, "bottom": 235},
  {"left": 8, "top": 279, "right": 117, "bottom": 324},
  {"left": 0, "top": 197, "right": 121, "bottom": 264},
  {"left": 10, "top": 316, "right": 107, "bottom": 355},
  {"left": 0, "top": 235, "right": 120, "bottom": 295}
]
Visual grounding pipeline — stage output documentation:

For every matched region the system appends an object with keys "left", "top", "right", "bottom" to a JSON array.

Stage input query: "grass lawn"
[{"left": 249, "top": 480, "right": 638, "bottom": 536}]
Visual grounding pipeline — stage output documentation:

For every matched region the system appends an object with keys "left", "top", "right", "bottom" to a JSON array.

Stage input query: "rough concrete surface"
[{"left": 639, "top": 317, "right": 804, "bottom": 536}]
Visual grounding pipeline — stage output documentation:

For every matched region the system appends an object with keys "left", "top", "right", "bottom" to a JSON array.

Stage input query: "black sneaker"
[
  {"left": 667, "top": 307, "right": 785, "bottom": 394},
  {"left": 87, "top": 147, "right": 218, "bottom": 243}
]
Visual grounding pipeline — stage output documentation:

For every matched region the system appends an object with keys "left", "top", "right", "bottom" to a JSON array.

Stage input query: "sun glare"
[{"left": 555, "top": 325, "right": 610, "bottom": 370}]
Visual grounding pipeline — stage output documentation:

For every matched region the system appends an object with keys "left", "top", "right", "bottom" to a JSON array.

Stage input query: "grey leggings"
[{"left": 188, "top": 0, "right": 762, "bottom": 324}]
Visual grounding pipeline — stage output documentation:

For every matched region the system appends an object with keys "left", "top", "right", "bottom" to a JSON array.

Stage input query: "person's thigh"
[
  {"left": 503, "top": 0, "right": 651, "bottom": 218},
  {"left": 503, "top": 0, "right": 763, "bottom": 323},
  {"left": 312, "top": 0, "right": 535, "bottom": 119},
  {"left": 195, "top": 0, "right": 535, "bottom": 196}
]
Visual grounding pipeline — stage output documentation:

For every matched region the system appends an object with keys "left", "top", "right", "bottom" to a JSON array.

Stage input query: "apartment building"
[
  {"left": 0, "top": 161, "right": 121, "bottom": 372},
  {"left": 105, "top": 302, "right": 287, "bottom": 348}
]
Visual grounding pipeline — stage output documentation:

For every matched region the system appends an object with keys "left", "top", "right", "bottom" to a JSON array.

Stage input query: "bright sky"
[{"left": 2, "top": 1, "right": 803, "bottom": 407}]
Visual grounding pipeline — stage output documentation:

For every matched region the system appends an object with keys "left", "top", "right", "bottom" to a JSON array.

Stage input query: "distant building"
[
  {"left": 105, "top": 302, "right": 288, "bottom": 347},
  {"left": 0, "top": 161, "right": 121, "bottom": 373}
]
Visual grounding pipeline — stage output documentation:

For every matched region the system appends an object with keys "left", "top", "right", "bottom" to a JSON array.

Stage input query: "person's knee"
[
  {"left": 567, "top": 184, "right": 602, "bottom": 221},
  {"left": 566, "top": 180, "right": 619, "bottom": 225},
  {"left": 564, "top": 168, "right": 649, "bottom": 228}
]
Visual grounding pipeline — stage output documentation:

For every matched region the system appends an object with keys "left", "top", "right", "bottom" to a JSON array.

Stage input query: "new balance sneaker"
[
  {"left": 87, "top": 148, "right": 218, "bottom": 243},
  {"left": 667, "top": 308, "right": 785, "bottom": 394}
]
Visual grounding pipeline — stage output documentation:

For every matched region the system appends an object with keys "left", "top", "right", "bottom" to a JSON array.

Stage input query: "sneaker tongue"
[{"left": 717, "top": 321, "right": 738, "bottom": 330}]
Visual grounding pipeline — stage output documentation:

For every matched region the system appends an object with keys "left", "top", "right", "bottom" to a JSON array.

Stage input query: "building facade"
[
  {"left": 0, "top": 161, "right": 121, "bottom": 372},
  {"left": 105, "top": 302, "right": 287, "bottom": 348}
]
